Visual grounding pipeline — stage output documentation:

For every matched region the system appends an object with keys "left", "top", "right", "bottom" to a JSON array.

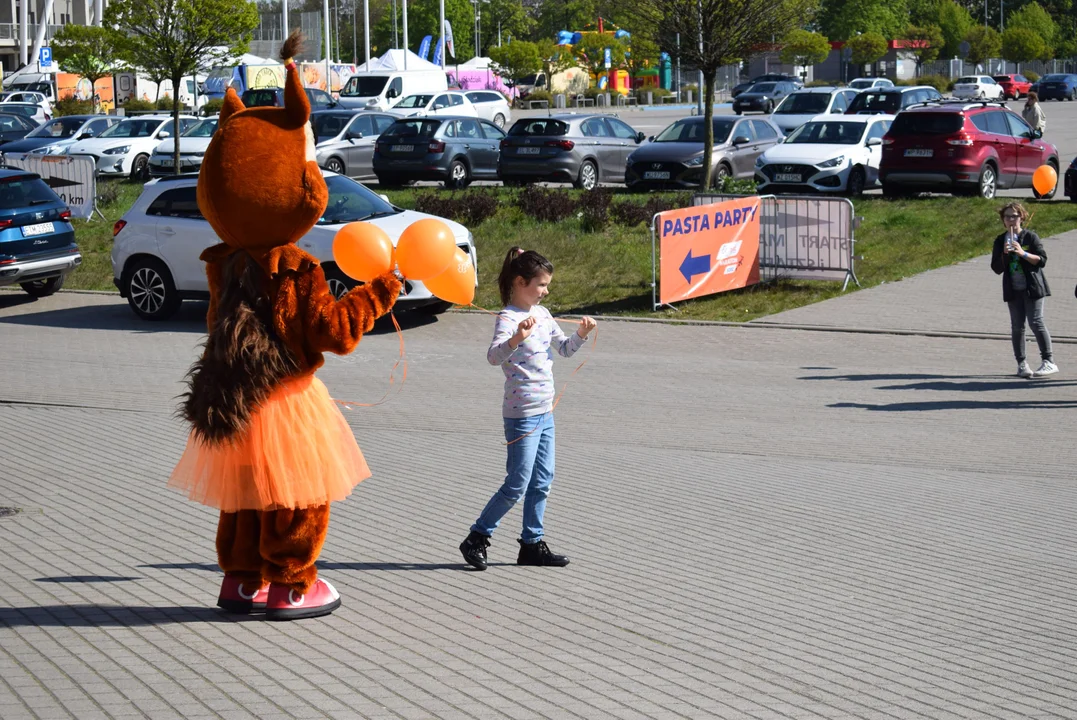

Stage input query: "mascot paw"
[{"left": 265, "top": 578, "right": 341, "bottom": 621}]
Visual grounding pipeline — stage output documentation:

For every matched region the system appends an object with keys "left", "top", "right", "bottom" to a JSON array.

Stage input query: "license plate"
[
  {"left": 160, "top": 158, "right": 173, "bottom": 166},
  {"left": 22, "top": 222, "right": 55, "bottom": 236},
  {"left": 905, "top": 149, "right": 933, "bottom": 157},
  {"left": 643, "top": 171, "right": 670, "bottom": 180},
  {"left": 391, "top": 145, "right": 414, "bottom": 152},
  {"left": 518, "top": 147, "right": 541, "bottom": 155},
  {"left": 775, "top": 173, "right": 802, "bottom": 182}
]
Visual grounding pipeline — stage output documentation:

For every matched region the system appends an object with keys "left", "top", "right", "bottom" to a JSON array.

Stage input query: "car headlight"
[
  {"left": 103, "top": 145, "right": 130, "bottom": 155},
  {"left": 817, "top": 155, "right": 845, "bottom": 169},
  {"left": 755, "top": 156, "right": 767, "bottom": 168},
  {"left": 687, "top": 155, "right": 704, "bottom": 167}
]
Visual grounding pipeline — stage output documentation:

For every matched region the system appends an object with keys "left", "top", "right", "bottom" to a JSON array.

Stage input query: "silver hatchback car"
[
  {"left": 498, "top": 114, "right": 646, "bottom": 189},
  {"left": 312, "top": 110, "right": 398, "bottom": 180}
]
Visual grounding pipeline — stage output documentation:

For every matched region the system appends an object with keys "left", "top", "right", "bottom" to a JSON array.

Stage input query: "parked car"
[
  {"left": 1, "top": 90, "right": 51, "bottom": 118},
  {"left": 0, "top": 168, "right": 79, "bottom": 298},
  {"left": 626, "top": 116, "right": 783, "bottom": 190},
  {"left": 498, "top": 114, "right": 645, "bottom": 190},
  {"left": 0, "top": 113, "right": 38, "bottom": 146},
  {"left": 879, "top": 102, "right": 1060, "bottom": 199},
  {"left": 845, "top": 86, "right": 943, "bottom": 115},
  {"left": 770, "top": 87, "right": 860, "bottom": 135},
  {"left": 732, "top": 81, "right": 798, "bottom": 114},
  {"left": 993, "top": 74, "right": 1033, "bottom": 100},
  {"left": 374, "top": 115, "right": 506, "bottom": 189},
  {"left": 755, "top": 114, "right": 893, "bottom": 195},
  {"left": 1, "top": 115, "right": 117, "bottom": 155},
  {"left": 66, "top": 114, "right": 199, "bottom": 179},
  {"left": 848, "top": 77, "right": 895, "bottom": 91},
  {"left": 731, "top": 74, "right": 803, "bottom": 98},
  {"left": 0, "top": 102, "right": 48, "bottom": 125},
  {"left": 240, "top": 86, "right": 338, "bottom": 110},
  {"left": 110, "top": 172, "right": 476, "bottom": 319},
  {"left": 1034, "top": 73, "right": 1077, "bottom": 101},
  {"left": 952, "top": 76, "right": 1005, "bottom": 100},
  {"left": 147, "top": 117, "right": 218, "bottom": 177},
  {"left": 313, "top": 110, "right": 397, "bottom": 180},
  {"left": 465, "top": 91, "right": 512, "bottom": 128},
  {"left": 388, "top": 91, "right": 479, "bottom": 118}
]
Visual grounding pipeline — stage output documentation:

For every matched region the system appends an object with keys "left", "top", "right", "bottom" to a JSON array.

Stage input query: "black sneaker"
[
  {"left": 459, "top": 531, "right": 491, "bottom": 571},
  {"left": 516, "top": 539, "right": 569, "bottom": 567}
]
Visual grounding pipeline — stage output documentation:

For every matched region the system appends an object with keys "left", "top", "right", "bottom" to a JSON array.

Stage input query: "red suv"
[
  {"left": 879, "top": 102, "right": 1059, "bottom": 199},
  {"left": 993, "top": 74, "right": 1033, "bottom": 100}
]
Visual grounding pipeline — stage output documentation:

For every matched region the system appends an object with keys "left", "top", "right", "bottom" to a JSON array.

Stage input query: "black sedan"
[
  {"left": 733, "top": 81, "right": 798, "bottom": 114},
  {"left": 373, "top": 115, "right": 506, "bottom": 189},
  {"left": 0, "top": 113, "right": 37, "bottom": 146}
]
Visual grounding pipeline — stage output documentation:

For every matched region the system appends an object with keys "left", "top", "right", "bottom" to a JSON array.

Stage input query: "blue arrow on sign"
[{"left": 679, "top": 249, "right": 711, "bottom": 283}]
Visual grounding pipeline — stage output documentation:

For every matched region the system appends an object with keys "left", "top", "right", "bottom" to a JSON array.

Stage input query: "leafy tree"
[
  {"left": 817, "top": 0, "right": 908, "bottom": 41},
  {"left": 572, "top": 32, "right": 627, "bottom": 81},
  {"left": 482, "top": 0, "right": 535, "bottom": 54},
  {"left": 51, "top": 25, "right": 123, "bottom": 111},
  {"left": 907, "top": 0, "right": 939, "bottom": 25},
  {"left": 965, "top": 25, "right": 1001, "bottom": 65},
  {"left": 936, "top": 0, "right": 973, "bottom": 58},
  {"left": 633, "top": 0, "right": 816, "bottom": 189},
  {"left": 373, "top": 0, "right": 474, "bottom": 63},
  {"left": 1002, "top": 27, "right": 1048, "bottom": 64},
  {"left": 624, "top": 36, "right": 661, "bottom": 85},
  {"left": 779, "top": 29, "right": 830, "bottom": 74},
  {"left": 488, "top": 40, "right": 542, "bottom": 90},
  {"left": 1006, "top": 2, "right": 1058, "bottom": 60},
  {"left": 106, "top": 0, "right": 259, "bottom": 175},
  {"left": 847, "top": 31, "right": 887, "bottom": 67},
  {"left": 535, "top": 39, "right": 578, "bottom": 89},
  {"left": 904, "top": 24, "right": 944, "bottom": 72}
]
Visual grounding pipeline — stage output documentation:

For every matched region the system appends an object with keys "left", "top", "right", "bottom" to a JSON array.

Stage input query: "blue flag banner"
[
  {"left": 418, "top": 35, "right": 432, "bottom": 60},
  {"left": 433, "top": 37, "right": 444, "bottom": 65}
]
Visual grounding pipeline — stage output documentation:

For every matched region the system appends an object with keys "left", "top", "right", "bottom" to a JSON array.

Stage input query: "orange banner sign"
[{"left": 658, "top": 197, "right": 762, "bottom": 305}]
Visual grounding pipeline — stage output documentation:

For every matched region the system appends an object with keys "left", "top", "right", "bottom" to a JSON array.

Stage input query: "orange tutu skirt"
[{"left": 168, "top": 375, "right": 370, "bottom": 512}]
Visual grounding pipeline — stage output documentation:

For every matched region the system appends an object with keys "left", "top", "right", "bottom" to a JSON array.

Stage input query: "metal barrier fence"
[
  {"left": 693, "top": 193, "right": 861, "bottom": 291},
  {"left": 1, "top": 153, "right": 99, "bottom": 220}
]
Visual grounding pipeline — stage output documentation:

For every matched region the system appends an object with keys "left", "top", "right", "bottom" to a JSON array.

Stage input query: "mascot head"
[{"left": 197, "top": 31, "right": 327, "bottom": 254}]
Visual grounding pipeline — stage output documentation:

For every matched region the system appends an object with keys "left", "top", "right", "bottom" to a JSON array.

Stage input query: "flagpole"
[
  {"left": 364, "top": 0, "right": 370, "bottom": 71},
  {"left": 403, "top": 0, "right": 408, "bottom": 69},
  {"left": 439, "top": 0, "right": 446, "bottom": 69}
]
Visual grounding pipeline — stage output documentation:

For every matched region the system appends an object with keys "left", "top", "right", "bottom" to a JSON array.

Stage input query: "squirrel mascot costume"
[{"left": 168, "top": 31, "right": 402, "bottom": 621}]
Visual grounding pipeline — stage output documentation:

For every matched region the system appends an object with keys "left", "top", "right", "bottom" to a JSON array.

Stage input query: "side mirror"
[
  {"left": 635, "top": 131, "right": 646, "bottom": 143},
  {"left": 733, "top": 135, "right": 751, "bottom": 145},
  {"left": 379, "top": 194, "right": 391, "bottom": 203},
  {"left": 77, "top": 132, "right": 92, "bottom": 140},
  {"left": 433, "top": 103, "right": 445, "bottom": 110},
  {"left": 1031, "top": 128, "right": 1043, "bottom": 139},
  {"left": 347, "top": 131, "right": 363, "bottom": 140},
  {"left": 159, "top": 131, "right": 171, "bottom": 138},
  {"left": 647, "top": 135, "right": 655, "bottom": 142},
  {"left": 866, "top": 136, "right": 882, "bottom": 146},
  {"left": 387, "top": 88, "right": 399, "bottom": 99}
]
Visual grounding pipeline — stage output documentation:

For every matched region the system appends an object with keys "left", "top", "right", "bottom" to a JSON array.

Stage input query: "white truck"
[{"left": 114, "top": 72, "right": 207, "bottom": 111}]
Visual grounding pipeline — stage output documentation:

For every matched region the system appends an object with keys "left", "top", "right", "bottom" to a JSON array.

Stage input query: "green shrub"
[
  {"left": 577, "top": 188, "right": 612, "bottom": 232},
  {"left": 202, "top": 98, "right": 224, "bottom": 116},
  {"left": 414, "top": 190, "right": 499, "bottom": 226},
  {"left": 807, "top": 79, "right": 841, "bottom": 87},
  {"left": 121, "top": 99, "right": 156, "bottom": 112},
  {"left": 155, "top": 97, "right": 175, "bottom": 110},
  {"left": 906, "top": 74, "right": 950, "bottom": 93},
  {"left": 53, "top": 97, "right": 94, "bottom": 116},
  {"left": 1025, "top": 70, "right": 1040, "bottom": 82},
  {"left": 517, "top": 186, "right": 576, "bottom": 222},
  {"left": 97, "top": 181, "right": 121, "bottom": 206}
]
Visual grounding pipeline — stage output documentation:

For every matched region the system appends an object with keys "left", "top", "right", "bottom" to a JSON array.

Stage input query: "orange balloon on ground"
[
  {"left": 423, "top": 247, "right": 476, "bottom": 306},
  {"left": 1033, "top": 164, "right": 1057, "bottom": 196},
  {"left": 395, "top": 218, "right": 455, "bottom": 281},
  {"left": 333, "top": 222, "right": 394, "bottom": 282}
]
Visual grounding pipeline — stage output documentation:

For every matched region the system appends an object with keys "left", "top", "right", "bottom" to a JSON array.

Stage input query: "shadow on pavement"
[
  {"left": 832, "top": 399, "right": 1077, "bottom": 412},
  {"left": 561, "top": 292, "right": 652, "bottom": 316},
  {"left": 140, "top": 561, "right": 488, "bottom": 572},
  {"left": 877, "top": 379, "right": 1077, "bottom": 392},
  {"left": 799, "top": 373, "right": 997, "bottom": 382},
  {"left": 0, "top": 605, "right": 259, "bottom": 627},
  {"left": 34, "top": 576, "right": 142, "bottom": 583}
]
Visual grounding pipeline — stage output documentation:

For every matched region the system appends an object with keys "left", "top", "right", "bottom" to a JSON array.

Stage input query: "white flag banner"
[{"left": 444, "top": 19, "right": 455, "bottom": 58}]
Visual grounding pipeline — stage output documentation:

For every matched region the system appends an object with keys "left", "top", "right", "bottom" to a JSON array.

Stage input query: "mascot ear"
[
  {"left": 280, "top": 29, "right": 310, "bottom": 126},
  {"left": 219, "top": 88, "right": 245, "bottom": 124}
]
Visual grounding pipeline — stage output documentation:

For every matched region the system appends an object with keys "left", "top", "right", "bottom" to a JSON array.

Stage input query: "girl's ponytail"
[{"left": 497, "top": 247, "right": 554, "bottom": 305}]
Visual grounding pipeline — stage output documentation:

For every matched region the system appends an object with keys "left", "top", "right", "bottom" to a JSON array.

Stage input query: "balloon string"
[
  {"left": 468, "top": 303, "right": 598, "bottom": 446},
  {"left": 334, "top": 310, "right": 408, "bottom": 410}
]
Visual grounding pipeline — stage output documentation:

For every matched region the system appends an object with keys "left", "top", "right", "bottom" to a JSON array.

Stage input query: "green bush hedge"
[
  {"left": 1024, "top": 70, "right": 1040, "bottom": 83},
  {"left": 202, "top": 98, "right": 224, "bottom": 116},
  {"left": 54, "top": 97, "right": 94, "bottom": 116}
]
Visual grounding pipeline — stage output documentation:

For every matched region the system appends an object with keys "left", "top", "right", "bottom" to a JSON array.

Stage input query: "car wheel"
[
  {"left": 765, "top": 101, "right": 774, "bottom": 114},
  {"left": 493, "top": 113, "right": 506, "bottom": 129},
  {"left": 20, "top": 274, "right": 64, "bottom": 298},
  {"left": 130, "top": 154, "right": 149, "bottom": 181},
  {"left": 574, "top": 160, "right": 598, "bottom": 190},
  {"left": 713, "top": 163, "right": 731, "bottom": 186},
  {"left": 324, "top": 265, "right": 359, "bottom": 300},
  {"left": 1033, "top": 161, "right": 1059, "bottom": 200},
  {"left": 978, "top": 163, "right": 997, "bottom": 199},
  {"left": 446, "top": 159, "right": 470, "bottom": 189},
  {"left": 1070, "top": 90, "right": 1076, "bottom": 101},
  {"left": 845, "top": 166, "right": 866, "bottom": 197},
  {"left": 325, "top": 157, "right": 346, "bottom": 175},
  {"left": 734, "top": 109, "right": 742, "bottom": 116},
  {"left": 125, "top": 258, "right": 180, "bottom": 320},
  {"left": 882, "top": 183, "right": 909, "bottom": 199},
  {"left": 977, "top": 91, "right": 985, "bottom": 100},
  {"left": 416, "top": 300, "right": 453, "bottom": 315}
]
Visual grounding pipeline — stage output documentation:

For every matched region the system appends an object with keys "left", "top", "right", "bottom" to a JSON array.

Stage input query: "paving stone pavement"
[{"left": 1, "top": 260, "right": 1076, "bottom": 719}]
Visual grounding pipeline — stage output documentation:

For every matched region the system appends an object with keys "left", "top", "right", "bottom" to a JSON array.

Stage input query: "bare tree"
[{"left": 633, "top": 0, "right": 817, "bottom": 189}]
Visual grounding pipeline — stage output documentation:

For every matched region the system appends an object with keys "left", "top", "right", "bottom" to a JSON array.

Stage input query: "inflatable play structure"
[{"left": 554, "top": 18, "right": 673, "bottom": 94}]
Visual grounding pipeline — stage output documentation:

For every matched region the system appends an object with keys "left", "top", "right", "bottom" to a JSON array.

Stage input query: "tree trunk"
[
  {"left": 701, "top": 70, "right": 716, "bottom": 190},
  {"left": 172, "top": 75, "right": 182, "bottom": 177}
]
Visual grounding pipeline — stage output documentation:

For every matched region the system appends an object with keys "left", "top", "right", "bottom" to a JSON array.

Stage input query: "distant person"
[
  {"left": 991, "top": 202, "right": 1057, "bottom": 378},
  {"left": 1023, "top": 92, "right": 1046, "bottom": 133}
]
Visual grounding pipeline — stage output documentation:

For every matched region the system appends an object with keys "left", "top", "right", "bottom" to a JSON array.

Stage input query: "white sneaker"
[
  {"left": 1034, "top": 360, "right": 1059, "bottom": 376},
  {"left": 1017, "top": 361, "right": 1033, "bottom": 378}
]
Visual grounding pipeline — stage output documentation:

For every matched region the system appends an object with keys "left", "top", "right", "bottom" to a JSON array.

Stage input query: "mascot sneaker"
[
  {"left": 265, "top": 578, "right": 341, "bottom": 621},
  {"left": 217, "top": 576, "right": 269, "bottom": 613}
]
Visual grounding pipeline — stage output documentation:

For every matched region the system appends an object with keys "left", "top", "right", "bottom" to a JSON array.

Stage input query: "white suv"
[
  {"left": 66, "top": 114, "right": 199, "bottom": 179},
  {"left": 465, "top": 91, "right": 512, "bottom": 128},
  {"left": 111, "top": 171, "right": 477, "bottom": 320}
]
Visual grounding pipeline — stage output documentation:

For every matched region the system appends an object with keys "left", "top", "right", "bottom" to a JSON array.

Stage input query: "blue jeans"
[{"left": 472, "top": 413, "right": 555, "bottom": 543}]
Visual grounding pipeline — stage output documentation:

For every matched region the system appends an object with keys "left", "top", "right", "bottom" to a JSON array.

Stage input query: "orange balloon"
[
  {"left": 333, "top": 222, "right": 394, "bottom": 282},
  {"left": 395, "top": 218, "right": 456, "bottom": 281},
  {"left": 423, "top": 247, "right": 476, "bottom": 306},
  {"left": 1033, "top": 164, "right": 1057, "bottom": 196}
]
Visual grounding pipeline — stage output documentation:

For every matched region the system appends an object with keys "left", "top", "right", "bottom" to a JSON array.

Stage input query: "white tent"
[
  {"left": 354, "top": 49, "right": 442, "bottom": 73},
  {"left": 459, "top": 57, "right": 494, "bottom": 70}
]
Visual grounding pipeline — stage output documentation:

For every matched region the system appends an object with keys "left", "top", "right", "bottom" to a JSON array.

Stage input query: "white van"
[{"left": 336, "top": 69, "right": 448, "bottom": 110}]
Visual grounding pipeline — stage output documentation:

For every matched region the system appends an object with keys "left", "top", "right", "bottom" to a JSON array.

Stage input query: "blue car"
[
  {"left": 0, "top": 169, "right": 79, "bottom": 297},
  {"left": 1035, "top": 74, "right": 1077, "bottom": 101}
]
